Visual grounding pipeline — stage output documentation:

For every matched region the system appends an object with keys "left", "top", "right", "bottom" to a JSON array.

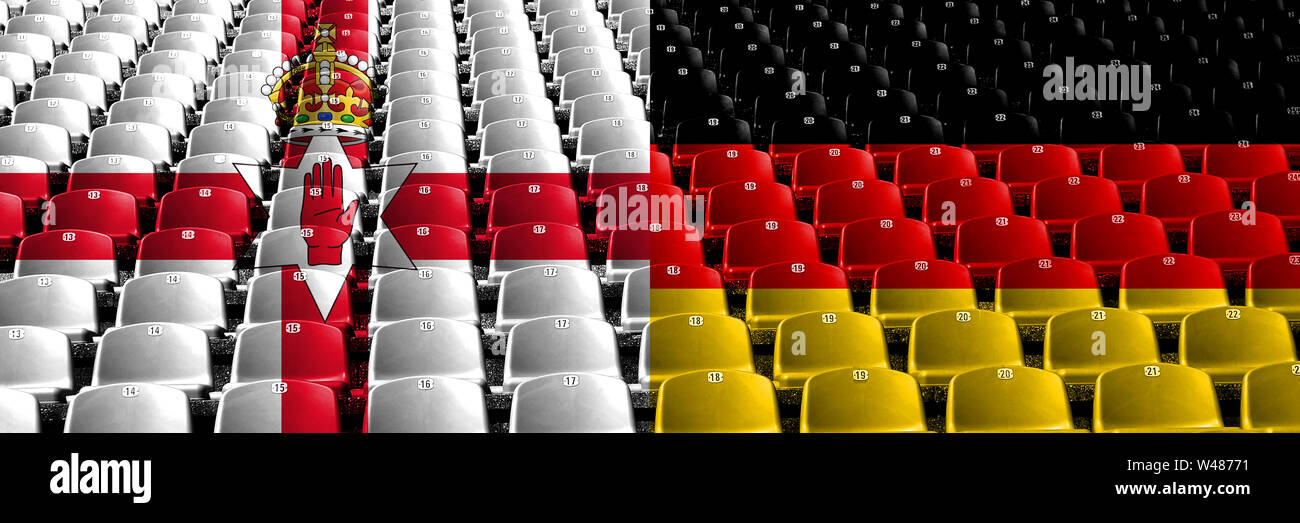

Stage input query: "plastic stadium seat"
[
  {"left": 621, "top": 266, "right": 651, "bottom": 333},
  {"left": 0, "top": 154, "right": 50, "bottom": 209},
  {"left": 773, "top": 311, "right": 888, "bottom": 389},
  {"left": 0, "top": 33, "right": 55, "bottom": 69},
  {"left": 482, "top": 151, "right": 572, "bottom": 202},
  {"left": 123, "top": 74, "right": 198, "bottom": 112},
  {"left": 1071, "top": 212, "right": 1170, "bottom": 276},
  {"left": 813, "top": 179, "right": 905, "bottom": 238},
  {"left": 1241, "top": 362, "right": 1300, "bottom": 432},
  {"left": 15, "top": 230, "right": 117, "bottom": 289},
  {"left": 639, "top": 313, "right": 753, "bottom": 391},
  {"left": 44, "top": 188, "right": 141, "bottom": 245},
  {"left": 243, "top": 269, "right": 355, "bottom": 334},
  {"left": 704, "top": 181, "right": 796, "bottom": 238},
  {"left": 1188, "top": 210, "right": 1289, "bottom": 273},
  {"left": 72, "top": 33, "right": 141, "bottom": 68},
  {"left": 0, "top": 388, "right": 39, "bottom": 433},
  {"left": 1093, "top": 364, "right": 1226, "bottom": 432},
  {"left": 870, "top": 259, "right": 976, "bottom": 329},
  {"left": 576, "top": 118, "right": 652, "bottom": 166},
  {"left": 921, "top": 177, "right": 1014, "bottom": 235},
  {"left": 64, "top": 383, "right": 191, "bottom": 433},
  {"left": 215, "top": 379, "right": 341, "bottom": 433},
  {"left": 0, "top": 274, "right": 98, "bottom": 341},
  {"left": 1253, "top": 172, "right": 1300, "bottom": 230},
  {"left": 377, "top": 184, "right": 471, "bottom": 235},
  {"left": 688, "top": 147, "right": 774, "bottom": 197},
  {"left": 93, "top": 323, "right": 212, "bottom": 397},
  {"left": 0, "top": 325, "right": 72, "bottom": 401},
  {"left": 229, "top": 321, "right": 350, "bottom": 393},
  {"left": 14, "top": 99, "right": 93, "bottom": 143},
  {"left": 380, "top": 151, "right": 470, "bottom": 195},
  {"left": 655, "top": 370, "right": 779, "bottom": 433},
  {"left": 595, "top": 181, "right": 685, "bottom": 236},
  {"left": 0, "top": 193, "right": 21, "bottom": 249},
  {"left": 995, "top": 257, "right": 1102, "bottom": 326},
  {"left": 89, "top": 122, "right": 174, "bottom": 168},
  {"left": 157, "top": 187, "right": 253, "bottom": 244},
  {"left": 368, "top": 317, "right": 485, "bottom": 389},
  {"left": 954, "top": 215, "right": 1053, "bottom": 279},
  {"left": 509, "top": 373, "right": 635, "bottom": 433},
  {"left": 946, "top": 366, "right": 1079, "bottom": 433},
  {"left": 174, "top": 153, "right": 265, "bottom": 201},
  {"left": 253, "top": 226, "right": 357, "bottom": 281},
  {"left": 495, "top": 265, "right": 604, "bottom": 334},
  {"left": 1247, "top": 253, "right": 1300, "bottom": 320},
  {"left": 108, "top": 98, "right": 189, "bottom": 139},
  {"left": 135, "top": 228, "right": 237, "bottom": 285},
  {"left": 586, "top": 149, "right": 671, "bottom": 200},
  {"left": 894, "top": 145, "right": 979, "bottom": 200},
  {"left": 909, "top": 309, "right": 1024, "bottom": 386},
  {"left": 116, "top": 272, "right": 227, "bottom": 335},
  {"left": 370, "top": 268, "right": 479, "bottom": 329},
  {"left": 1030, "top": 175, "right": 1124, "bottom": 236},
  {"left": 721, "top": 219, "right": 820, "bottom": 283},
  {"left": 1140, "top": 173, "right": 1234, "bottom": 232},
  {"left": 647, "top": 263, "right": 727, "bottom": 320},
  {"left": 745, "top": 261, "right": 853, "bottom": 330},
  {"left": 1202, "top": 143, "right": 1290, "bottom": 194},
  {"left": 479, "top": 118, "right": 563, "bottom": 163},
  {"left": 837, "top": 217, "right": 936, "bottom": 281},
  {"left": 1099, "top": 143, "right": 1186, "bottom": 203},
  {"left": 370, "top": 225, "right": 472, "bottom": 282},
  {"left": 606, "top": 228, "right": 650, "bottom": 283},
  {"left": 364, "top": 376, "right": 488, "bottom": 433},
  {"left": 670, "top": 116, "right": 752, "bottom": 168},
  {"left": 995, "top": 144, "right": 1082, "bottom": 203},
  {"left": 485, "top": 183, "right": 581, "bottom": 236},
  {"left": 1043, "top": 307, "right": 1160, "bottom": 385},
  {"left": 799, "top": 367, "right": 926, "bottom": 433},
  {"left": 1120, "top": 253, "right": 1229, "bottom": 323},
  {"left": 487, "top": 222, "right": 589, "bottom": 283},
  {"left": 381, "top": 119, "right": 466, "bottom": 161},
  {"left": 68, "top": 154, "right": 159, "bottom": 205},
  {"left": 503, "top": 316, "right": 619, "bottom": 393},
  {"left": 1180, "top": 306, "right": 1297, "bottom": 383},
  {"left": 0, "top": 123, "right": 72, "bottom": 170}
]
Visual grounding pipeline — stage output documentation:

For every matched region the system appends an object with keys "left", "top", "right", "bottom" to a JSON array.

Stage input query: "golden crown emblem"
[{"left": 262, "top": 23, "right": 374, "bottom": 129}]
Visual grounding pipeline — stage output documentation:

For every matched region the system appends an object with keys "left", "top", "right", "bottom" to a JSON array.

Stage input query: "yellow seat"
[
  {"left": 946, "top": 366, "right": 1081, "bottom": 432},
  {"left": 1180, "top": 306, "right": 1297, "bottom": 383},
  {"left": 773, "top": 311, "right": 888, "bottom": 388},
  {"left": 800, "top": 367, "right": 928, "bottom": 433},
  {"left": 1043, "top": 307, "right": 1160, "bottom": 385},
  {"left": 1094, "top": 363, "right": 1225, "bottom": 432},
  {"left": 908, "top": 309, "right": 1024, "bottom": 385},
  {"left": 870, "top": 259, "right": 977, "bottom": 328},
  {"left": 994, "top": 257, "right": 1102, "bottom": 326},
  {"left": 1118, "top": 253, "right": 1228, "bottom": 323},
  {"left": 649, "top": 263, "right": 729, "bottom": 319},
  {"left": 1246, "top": 254, "right": 1300, "bottom": 321},
  {"left": 655, "top": 370, "right": 780, "bottom": 433},
  {"left": 744, "top": 261, "right": 853, "bottom": 330},
  {"left": 639, "top": 313, "right": 753, "bottom": 391},
  {"left": 1241, "top": 361, "right": 1300, "bottom": 432}
]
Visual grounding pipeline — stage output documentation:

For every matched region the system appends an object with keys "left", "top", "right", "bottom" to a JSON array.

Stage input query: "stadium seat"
[
  {"left": 1252, "top": 172, "right": 1300, "bottom": 231},
  {"left": 1043, "top": 307, "right": 1161, "bottom": 385},
  {"left": 365, "top": 376, "right": 488, "bottom": 433},
  {"left": 773, "top": 311, "right": 888, "bottom": 389},
  {"left": 745, "top": 261, "right": 853, "bottom": 330},
  {"left": 510, "top": 373, "right": 635, "bottom": 433},
  {"left": 721, "top": 219, "right": 820, "bottom": 283},
  {"left": 655, "top": 370, "right": 780, "bottom": 433},
  {"left": 954, "top": 215, "right": 1053, "bottom": 279},
  {"left": 647, "top": 262, "right": 727, "bottom": 320},
  {"left": 380, "top": 151, "right": 470, "bottom": 195},
  {"left": 894, "top": 145, "right": 979, "bottom": 200},
  {"left": 0, "top": 155, "right": 51, "bottom": 210},
  {"left": 921, "top": 177, "right": 1014, "bottom": 235},
  {"left": 870, "top": 259, "right": 976, "bottom": 329},
  {"left": 1071, "top": 212, "right": 1170, "bottom": 276},
  {"left": 639, "top": 313, "right": 753, "bottom": 391},
  {"left": 946, "top": 366, "right": 1079, "bottom": 432},
  {"left": 495, "top": 265, "right": 604, "bottom": 334},
  {"left": 0, "top": 388, "right": 40, "bottom": 433},
  {"left": 0, "top": 274, "right": 98, "bottom": 341},
  {"left": 995, "top": 144, "right": 1083, "bottom": 204},
  {"left": 799, "top": 367, "right": 927, "bottom": 433},
  {"left": 44, "top": 188, "right": 141, "bottom": 246},
  {"left": 1241, "top": 362, "right": 1300, "bottom": 432},
  {"left": 587, "top": 149, "right": 670, "bottom": 201},
  {"left": 1188, "top": 210, "right": 1289, "bottom": 273},
  {"left": 1119, "top": 253, "right": 1229, "bottom": 323},
  {"left": 909, "top": 309, "right": 1024, "bottom": 386},
  {"left": 995, "top": 257, "right": 1103, "bottom": 326},
  {"left": 791, "top": 146, "right": 877, "bottom": 199},
  {"left": 215, "top": 379, "right": 341, "bottom": 433},
  {"left": 0, "top": 123, "right": 72, "bottom": 171},
  {"left": 370, "top": 268, "right": 479, "bottom": 330},
  {"left": 487, "top": 222, "right": 589, "bottom": 283},
  {"left": 368, "top": 317, "right": 485, "bottom": 389},
  {"left": 1246, "top": 253, "right": 1300, "bottom": 321},
  {"left": 1180, "top": 306, "right": 1297, "bottom": 383},
  {"left": 1094, "top": 364, "right": 1227, "bottom": 432},
  {"left": 93, "top": 323, "right": 212, "bottom": 397},
  {"left": 135, "top": 228, "right": 238, "bottom": 285},
  {"left": 68, "top": 154, "right": 160, "bottom": 205},
  {"left": 371, "top": 225, "right": 472, "bottom": 283},
  {"left": 813, "top": 179, "right": 905, "bottom": 238},
  {"left": 704, "top": 181, "right": 795, "bottom": 238},
  {"left": 15, "top": 230, "right": 118, "bottom": 289},
  {"left": 688, "top": 147, "right": 774, "bottom": 197},
  {"left": 64, "top": 383, "right": 191, "bottom": 433},
  {"left": 1202, "top": 143, "right": 1290, "bottom": 194},
  {"left": 116, "top": 272, "right": 227, "bottom": 335},
  {"left": 1031, "top": 175, "right": 1124, "bottom": 237},
  {"left": 485, "top": 183, "right": 581, "bottom": 236},
  {"left": 1140, "top": 173, "right": 1234, "bottom": 232},
  {"left": 229, "top": 320, "right": 350, "bottom": 392},
  {"left": 157, "top": 187, "right": 254, "bottom": 244},
  {"left": 243, "top": 268, "right": 355, "bottom": 334},
  {"left": 0, "top": 325, "right": 72, "bottom": 401},
  {"left": 376, "top": 184, "right": 472, "bottom": 235},
  {"left": 1099, "top": 143, "right": 1187, "bottom": 204},
  {"left": 606, "top": 227, "right": 650, "bottom": 283}
]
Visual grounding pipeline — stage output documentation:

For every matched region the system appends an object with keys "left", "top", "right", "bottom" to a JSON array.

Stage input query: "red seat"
[
  {"left": 174, "top": 170, "right": 262, "bottom": 206},
  {"left": 68, "top": 157, "right": 159, "bottom": 206},
  {"left": 1072, "top": 212, "right": 1170, "bottom": 276},
  {"left": 384, "top": 156, "right": 471, "bottom": 195},
  {"left": 270, "top": 379, "right": 342, "bottom": 433},
  {"left": 1099, "top": 143, "right": 1185, "bottom": 203},
  {"left": 721, "top": 218, "right": 820, "bottom": 283},
  {"left": 688, "top": 148, "right": 774, "bottom": 196},
  {"left": 650, "top": 262, "right": 724, "bottom": 291},
  {"left": 894, "top": 145, "right": 979, "bottom": 200},
  {"left": 317, "top": 0, "right": 372, "bottom": 17},
  {"left": 0, "top": 192, "right": 25, "bottom": 249},
  {"left": 673, "top": 142, "right": 753, "bottom": 169},
  {"left": 0, "top": 156, "right": 51, "bottom": 210},
  {"left": 1247, "top": 253, "right": 1300, "bottom": 315},
  {"left": 16, "top": 229, "right": 115, "bottom": 275},
  {"left": 1202, "top": 143, "right": 1290, "bottom": 194},
  {"left": 1252, "top": 171, "right": 1300, "bottom": 230},
  {"left": 995, "top": 144, "right": 1082, "bottom": 203},
  {"left": 275, "top": 319, "right": 351, "bottom": 393},
  {"left": 136, "top": 227, "right": 236, "bottom": 273},
  {"left": 270, "top": 266, "right": 357, "bottom": 334},
  {"left": 483, "top": 172, "right": 572, "bottom": 202},
  {"left": 921, "top": 177, "right": 1014, "bottom": 235},
  {"left": 954, "top": 215, "right": 1053, "bottom": 279},
  {"left": 490, "top": 222, "right": 589, "bottom": 265},
  {"left": 275, "top": 0, "right": 309, "bottom": 32},
  {"left": 839, "top": 217, "right": 936, "bottom": 281},
  {"left": 157, "top": 187, "right": 254, "bottom": 244},
  {"left": 382, "top": 224, "right": 470, "bottom": 269},
  {"left": 812, "top": 178, "right": 904, "bottom": 238},
  {"left": 485, "top": 182, "right": 580, "bottom": 237},
  {"left": 791, "top": 146, "right": 877, "bottom": 199},
  {"left": 595, "top": 181, "right": 686, "bottom": 236},
  {"left": 704, "top": 181, "right": 796, "bottom": 238},
  {"left": 649, "top": 226, "right": 705, "bottom": 266},
  {"left": 607, "top": 227, "right": 648, "bottom": 264},
  {"left": 379, "top": 182, "right": 471, "bottom": 233},
  {"left": 1120, "top": 254, "right": 1225, "bottom": 289},
  {"left": 1031, "top": 175, "right": 1124, "bottom": 236},
  {"left": 318, "top": 12, "right": 374, "bottom": 35},
  {"left": 1188, "top": 210, "right": 1289, "bottom": 272},
  {"left": 586, "top": 150, "right": 672, "bottom": 200},
  {"left": 1140, "top": 173, "right": 1234, "bottom": 232},
  {"left": 45, "top": 188, "right": 140, "bottom": 245}
]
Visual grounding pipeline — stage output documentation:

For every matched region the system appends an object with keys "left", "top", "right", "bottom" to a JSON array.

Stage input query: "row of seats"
[{"left": 654, "top": 362, "right": 1300, "bottom": 433}]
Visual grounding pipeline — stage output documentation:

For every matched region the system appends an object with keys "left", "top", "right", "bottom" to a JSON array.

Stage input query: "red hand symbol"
[{"left": 300, "top": 158, "right": 359, "bottom": 266}]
